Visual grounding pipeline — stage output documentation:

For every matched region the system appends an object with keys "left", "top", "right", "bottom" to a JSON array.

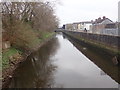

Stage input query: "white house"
[{"left": 72, "top": 21, "right": 92, "bottom": 32}]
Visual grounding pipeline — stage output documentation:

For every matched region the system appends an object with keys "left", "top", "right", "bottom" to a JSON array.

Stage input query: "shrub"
[{"left": 10, "top": 22, "right": 40, "bottom": 51}]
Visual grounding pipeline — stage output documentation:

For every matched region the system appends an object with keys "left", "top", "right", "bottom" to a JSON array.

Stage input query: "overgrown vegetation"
[
  {"left": 2, "top": 1, "right": 59, "bottom": 69},
  {"left": 2, "top": 48, "right": 22, "bottom": 69}
]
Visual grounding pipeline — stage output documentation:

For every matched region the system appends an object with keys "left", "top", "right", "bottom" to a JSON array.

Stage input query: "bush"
[{"left": 10, "top": 22, "right": 40, "bottom": 51}]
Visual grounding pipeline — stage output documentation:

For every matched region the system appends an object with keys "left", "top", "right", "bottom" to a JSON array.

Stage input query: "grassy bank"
[
  {"left": 2, "top": 32, "right": 55, "bottom": 70},
  {"left": 2, "top": 48, "right": 22, "bottom": 69}
]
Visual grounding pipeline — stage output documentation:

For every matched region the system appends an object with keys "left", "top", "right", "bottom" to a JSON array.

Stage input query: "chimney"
[
  {"left": 98, "top": 17, "right": 102, "bottom": 22},
  {"left": 95, "top": 19, "right": 98, "bottom": 23},
  {"left": 103, "top": 16, "right": 106, "bottom": 20}
]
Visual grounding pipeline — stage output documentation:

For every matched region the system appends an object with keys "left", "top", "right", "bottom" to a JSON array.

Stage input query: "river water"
[{"left": 9, "top": 33, "right": 119, "bottom": 88}]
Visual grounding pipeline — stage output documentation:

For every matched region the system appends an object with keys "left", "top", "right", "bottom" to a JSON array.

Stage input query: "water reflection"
[
  {"left": 63, "top": 33, "right": 120, "bottom": 84},
  {"left": 9, "top": 33, "right": 119, "bottom": 88},
  {"left": 9, "top": 36, "right": 59, "bottom": 88},
  {"left": 52, "top": 34, "right": 118, "bottom": 88}
]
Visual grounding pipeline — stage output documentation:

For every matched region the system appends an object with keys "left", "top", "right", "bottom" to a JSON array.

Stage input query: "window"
[{"left": 105, "top": 24, "right": 116, "bottom": 29}]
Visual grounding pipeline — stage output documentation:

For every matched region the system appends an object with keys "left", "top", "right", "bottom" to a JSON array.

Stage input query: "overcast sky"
[{"left": 54, "top": 0, "right": 119, "bottom": 26}]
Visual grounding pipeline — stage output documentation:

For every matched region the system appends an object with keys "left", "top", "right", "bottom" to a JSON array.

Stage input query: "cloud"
[{"left": 55, "top": 0, "right": 119, "bottom": 26}]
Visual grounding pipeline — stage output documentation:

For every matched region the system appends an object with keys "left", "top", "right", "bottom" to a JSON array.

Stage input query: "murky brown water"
[{"left": 9, "top": 33, "right": 119, "bottom": 88}]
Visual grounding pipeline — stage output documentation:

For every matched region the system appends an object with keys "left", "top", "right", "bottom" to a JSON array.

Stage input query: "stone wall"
[{"left": 63, "top": 31, "right": 120, "bottom": 51}]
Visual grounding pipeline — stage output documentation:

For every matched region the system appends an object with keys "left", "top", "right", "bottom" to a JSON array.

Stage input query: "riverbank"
[
  {"left": 8, "top": 33, "right": 119, "bottom": 88},
  {"left": 2, "top": 32, "right": 55, "bottom": 88},
  {"left": 63, "top": 31, "right": 120, "bottom": 65}
]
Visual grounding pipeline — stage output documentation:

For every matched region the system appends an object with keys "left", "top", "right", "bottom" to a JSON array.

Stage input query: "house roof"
[{"left": 92, "top": 16, "right": 113, "bottom": 24}]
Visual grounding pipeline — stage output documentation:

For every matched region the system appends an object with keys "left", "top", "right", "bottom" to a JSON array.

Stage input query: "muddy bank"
[{"left": 2, "top": 34, "right": 55, "bottom": 88}]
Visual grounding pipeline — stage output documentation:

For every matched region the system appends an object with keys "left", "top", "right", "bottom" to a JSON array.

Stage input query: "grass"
[
  {"left": 2, "top": 48, "right": 22, "bottom": 69},
  {"left": 2, "top": 32, "right": 55, "bottom": 69},
  {"left": 28, "top": 31, "right": 54, "bottom": 50},
  {"left": 42, "top": 32, "right": 55, "bottom": 39}
]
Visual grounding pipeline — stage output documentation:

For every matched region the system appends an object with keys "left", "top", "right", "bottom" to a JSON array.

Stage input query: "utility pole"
[{"left": 118, "top": 1, "right": 120, "bottom": 22}]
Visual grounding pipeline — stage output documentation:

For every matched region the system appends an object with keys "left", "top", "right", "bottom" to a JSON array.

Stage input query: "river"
[{"left": 9, "top": 33, "right": 119, "bottom": 88}]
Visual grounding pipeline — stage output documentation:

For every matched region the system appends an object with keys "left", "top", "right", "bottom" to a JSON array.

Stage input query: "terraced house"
[{"left": 91, "top": 16, "right": 118, "bottom": 36}]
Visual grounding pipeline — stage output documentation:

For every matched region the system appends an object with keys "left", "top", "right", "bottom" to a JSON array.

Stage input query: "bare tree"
[{"left": 2, "top": 1, "right": 59, "bottom": 50}]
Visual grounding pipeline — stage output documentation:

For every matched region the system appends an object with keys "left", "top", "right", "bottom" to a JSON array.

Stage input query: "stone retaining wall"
[{"left": 63, "top": 30, "right": 120, "bottom": 51}]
